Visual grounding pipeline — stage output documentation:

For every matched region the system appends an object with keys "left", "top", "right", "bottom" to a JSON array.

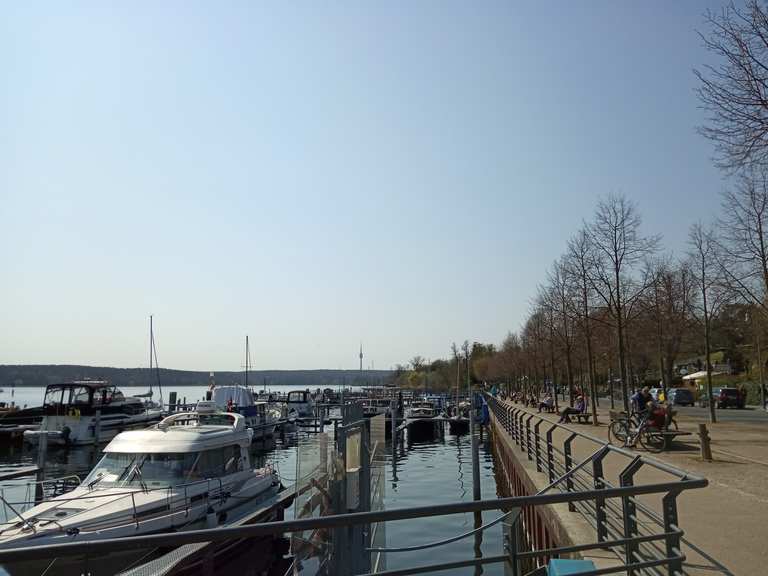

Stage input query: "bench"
[
  {"left": 656, "top": 429, "right": 692, "bottom": 449},
  {"left": 574, "top": 412, "right": 592, "bottom": 424}
]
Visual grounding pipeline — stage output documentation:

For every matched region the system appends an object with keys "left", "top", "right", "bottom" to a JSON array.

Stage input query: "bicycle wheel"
[
  {"left": 608, "top": 420, "right": 630, "bottom": 446},
  {"left": 639, "top": 429, "right": 665, "bottom": 453}
]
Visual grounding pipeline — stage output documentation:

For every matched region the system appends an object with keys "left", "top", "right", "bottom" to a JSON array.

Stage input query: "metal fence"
[{"left": 485, "top": 394, "right": 732, "bottom": 576}]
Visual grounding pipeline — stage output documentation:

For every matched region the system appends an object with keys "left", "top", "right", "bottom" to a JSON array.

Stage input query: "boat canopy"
[
  {"left": 104, "top": 412, "right": 249, "bottom": 453},
  {"left": 212, "top": 385, "right": 255, "bottom": 408}
]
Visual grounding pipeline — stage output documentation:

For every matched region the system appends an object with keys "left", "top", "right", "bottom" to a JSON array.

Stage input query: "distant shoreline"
[{"left": 0, "top": 364, "right": 392, "bottom": 389}]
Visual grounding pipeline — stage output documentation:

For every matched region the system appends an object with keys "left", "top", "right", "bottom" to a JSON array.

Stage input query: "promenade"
[{"left": 496, "top": 397, "right": 766, "bottom": 575}]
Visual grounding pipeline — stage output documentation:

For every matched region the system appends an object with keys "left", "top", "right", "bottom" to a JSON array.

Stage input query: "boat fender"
[
  {"left": 218, "top": 511, "right": 227, "bottom": 524},
  {"left": 205, "top": 507, "right": 218, "bottom": 529},
  {"left": 61, "top": 426, "right": 71, "bottom": 444},
  {"left": 66, "top": 527, "right": 79, "bottom": 537}
]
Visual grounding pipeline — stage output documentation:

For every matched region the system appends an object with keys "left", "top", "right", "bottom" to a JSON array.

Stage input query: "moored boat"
[
  {"left": 23, "top": 381, "right": 162, "bottom": 447},
  {"left": 0, "top": 402, "right": 279, "bottom": 558}
]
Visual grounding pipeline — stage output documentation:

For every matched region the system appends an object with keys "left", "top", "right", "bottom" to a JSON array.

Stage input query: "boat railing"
[{"left": 0, "top": 470, "right": 272, "bottom": 533}]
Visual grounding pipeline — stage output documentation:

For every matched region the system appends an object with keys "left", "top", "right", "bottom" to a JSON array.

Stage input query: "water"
[
  {"left": 0, "top": 388, "right": 508, "bottom": 575},
  {"left": 382, "top": 426, "right": 505, "bottom": 575}
]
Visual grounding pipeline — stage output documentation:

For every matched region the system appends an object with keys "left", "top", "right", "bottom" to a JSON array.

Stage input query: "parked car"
[
  {"left": 667, "top": 388, "right": 694, "bottom": 407},
  {"left": 700, "top": 387, "right": 745, "bottom": 409},
  {"left": 717, "top": 387, "right": 745, "bottom": 409}
]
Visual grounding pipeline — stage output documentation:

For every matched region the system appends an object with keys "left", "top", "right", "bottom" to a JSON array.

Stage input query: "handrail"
[
  {"left": 487, "top": 395, "right": 700, "bottom": 481},
  {"left": 0, "top": 480, "right": 707, "bottom": 563},
  {"left": 484, "top": 393, "right": 723, "bottom": 576}
]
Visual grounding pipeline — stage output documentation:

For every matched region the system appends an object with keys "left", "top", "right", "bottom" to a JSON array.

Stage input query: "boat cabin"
[
  {"left": 42, "top": 381, "right": 144, "bottom": 416},
  {"left": 84, "top": 409, "right": 251, "bottom": 489}
]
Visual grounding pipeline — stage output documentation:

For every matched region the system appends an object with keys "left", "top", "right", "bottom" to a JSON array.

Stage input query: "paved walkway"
[{"left": 499, "top": 398, "right": 767, "bottom": 575}]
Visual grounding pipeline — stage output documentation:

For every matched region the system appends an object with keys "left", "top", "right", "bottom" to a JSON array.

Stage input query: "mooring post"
[
  {"left": 93, "top": 409, "right": 102, "bottom": 447},
  {"left": 470, "top": 392, "right": 481, "bottom": 501},
  {"left": 35, "top": 432, "right": 48, "bottom": 503}
]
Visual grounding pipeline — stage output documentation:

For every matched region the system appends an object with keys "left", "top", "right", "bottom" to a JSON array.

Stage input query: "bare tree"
[
  {"left": 643, "top": 257, "right": 696, "bottom": 390},
  {"left": 695, "top": 1, "right": 768, "bottom": 171},
  {"left": 717, "top": 169, "right": 768, "bottom": 312},
  {"left": 566, "top": 228, "right": 599, "bottom": 424},
  {"left": 588, "top": 194, "right": 659, "bottom": 413},
  {"left": 689, "top": 222, "right": 731, "bottom": 423}
]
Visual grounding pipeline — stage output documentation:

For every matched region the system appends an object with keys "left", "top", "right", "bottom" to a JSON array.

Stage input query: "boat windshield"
[
  {"left": 83, "top": 446, "right": 244, "bottom": 488},
  {"left": 83, "top": 452, "right": 197, "bottom": 488}
]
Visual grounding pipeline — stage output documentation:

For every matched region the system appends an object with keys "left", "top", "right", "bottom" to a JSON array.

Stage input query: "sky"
[{"left": 1, "top": 1, "right": 732, "bottom": 371}]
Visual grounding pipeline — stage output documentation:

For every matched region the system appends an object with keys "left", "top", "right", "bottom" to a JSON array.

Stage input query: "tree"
[
  {"left": 717, "top": 170, "right": 768, "bottom": 314},
  {"left": 588, "top": 194, "right": 659, "bottom": 413},
  {"left": 695, "top": 1, "right": 768, "bottom": 172},
  {"left": 689, "top": 222, "right": 731, "bottom": 423},
  {"left": 566, "top": 228, "right": 599, "bottom": 424},
  {"left": 643, "top": 257, "right": 696, "bottom": 389}
]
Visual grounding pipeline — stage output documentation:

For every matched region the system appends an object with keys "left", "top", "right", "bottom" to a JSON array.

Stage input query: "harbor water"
[{"left": 0, "top": 386, "right": 507, "bottom": 575}]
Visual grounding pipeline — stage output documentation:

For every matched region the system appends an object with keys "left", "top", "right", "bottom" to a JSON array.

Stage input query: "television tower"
[{"left": 359, "top": 343, "right": 363, "bottom": 383}]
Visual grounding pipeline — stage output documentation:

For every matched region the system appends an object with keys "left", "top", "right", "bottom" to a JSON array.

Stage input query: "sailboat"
[
  {"left": 209, "top": 336, "right": 279, "bottom": 440},
  {"left": 448, "top": 351, "right": 469, "bottom": 434}
]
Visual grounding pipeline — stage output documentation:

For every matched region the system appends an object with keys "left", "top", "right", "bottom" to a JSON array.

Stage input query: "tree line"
[{"left": 393, "top": 3, "right": 768, "bottom": 425}]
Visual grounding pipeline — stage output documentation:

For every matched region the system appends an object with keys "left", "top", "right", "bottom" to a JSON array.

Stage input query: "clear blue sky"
[{"left": 1, "top": 1, "right": 729, "bottom": 371}]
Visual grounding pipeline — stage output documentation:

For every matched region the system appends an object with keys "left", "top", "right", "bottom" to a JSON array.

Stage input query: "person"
[
  {"left": 538, "top": 393, "right": 554, "bottom": 413},
  {"left": 558, "top": 395, "right": 586, "bottom": 423},
  {"left": 630, "top": 387, "right": 654, "bottom": 416}
]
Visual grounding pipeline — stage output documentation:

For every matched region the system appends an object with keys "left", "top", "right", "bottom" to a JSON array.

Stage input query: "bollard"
[{"left": 698, "top": 423, "right": 713, "bottom": 461}]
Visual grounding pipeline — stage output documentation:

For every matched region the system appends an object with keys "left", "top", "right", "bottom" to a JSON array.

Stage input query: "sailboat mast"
[
  {"left": 150, "top": 315, "right": 163, "bottom": 408},
  {"left": 149, "top": 315, "right": 154, "bottom": 396},
  {"left": 245, "top": 335, "right": 249, "bottom": 389}
]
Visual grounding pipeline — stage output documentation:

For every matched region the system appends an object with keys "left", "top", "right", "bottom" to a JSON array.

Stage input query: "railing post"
[
  {"left": 534, "top": 420, "right": 542, "bottom": 472},
  {"left": 506, "top": 406, "right": 513, "bottom": 434},
  {"left": 619, "top": 455, "right": 644, "bottom": 574},
  {"left": 591, "top": 446, "right": 610, "bottom": 543},
  {"left": 513, "top": 410, "right": 520, "bottom": 445},
  {"left": 563, "top": 433, "right": 577, "bottom": 511},
  {"left": 525, "top": 415, "right": 534, "bottom": 461},
  {"left": 518, "top": 412, "right": 525, "bottom": 448},
  {"left": 545, "top": 425, "right": 557, "bottom": 483},
  {"left": 662, "top": 491, "right": 683, "bottom": 576}
]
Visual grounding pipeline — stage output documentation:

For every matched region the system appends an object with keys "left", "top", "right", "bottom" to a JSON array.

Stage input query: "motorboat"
[
  {"left": 211, "top": 385, "right": 279, "bottom": 439},
  {"left": 0, "top": 402, "right": 279, "bottom": 555},
  {"left": 23, "top": 381, "right": 163, "bottom": 446},
  {"left": 286, "top": 390, "right": 315, "bottom": 419},
  {"left": 404, "top": 400, "right": 441, "bottom": 436},
  {"left": 447, "top": 400, "right": 470, "bottom": 434}
]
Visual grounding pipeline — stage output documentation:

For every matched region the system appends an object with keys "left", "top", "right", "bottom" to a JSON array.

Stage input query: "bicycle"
[{"left": 608, "top": 412, "right": 667, "bottom": 453}]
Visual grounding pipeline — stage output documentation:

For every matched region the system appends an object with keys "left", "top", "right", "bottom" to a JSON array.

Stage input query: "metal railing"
[{"left": 484, "top": 394, "right": 730, "bottom": 576}]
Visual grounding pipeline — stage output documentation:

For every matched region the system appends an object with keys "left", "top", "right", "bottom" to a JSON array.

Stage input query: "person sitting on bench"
[
  {"left": 538, "top": 393, "right": 554, "bottom": 413},
  {"left": 558, "top": 395, "right": 586, "bottom": 423}
]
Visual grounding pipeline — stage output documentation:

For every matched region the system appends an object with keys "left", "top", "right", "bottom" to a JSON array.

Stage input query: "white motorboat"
[
  {"left": 0, "top": 402, "right": 279, "bottom": 552},
  {"left": 211, "top": 385, "right": 279, "bottom": 439},
  {"left": 24, "top": 381, "right": 163, "bottom": 446}
]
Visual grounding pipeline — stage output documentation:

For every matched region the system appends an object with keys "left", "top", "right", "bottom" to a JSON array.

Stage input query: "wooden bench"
[{"left": 574, "top": 412, "right": 592, "bottom": 424}]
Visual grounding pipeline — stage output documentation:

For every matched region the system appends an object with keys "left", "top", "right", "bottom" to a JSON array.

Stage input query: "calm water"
[{"left": 0, "top": 387, "right": 507, "bottom": 575}]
